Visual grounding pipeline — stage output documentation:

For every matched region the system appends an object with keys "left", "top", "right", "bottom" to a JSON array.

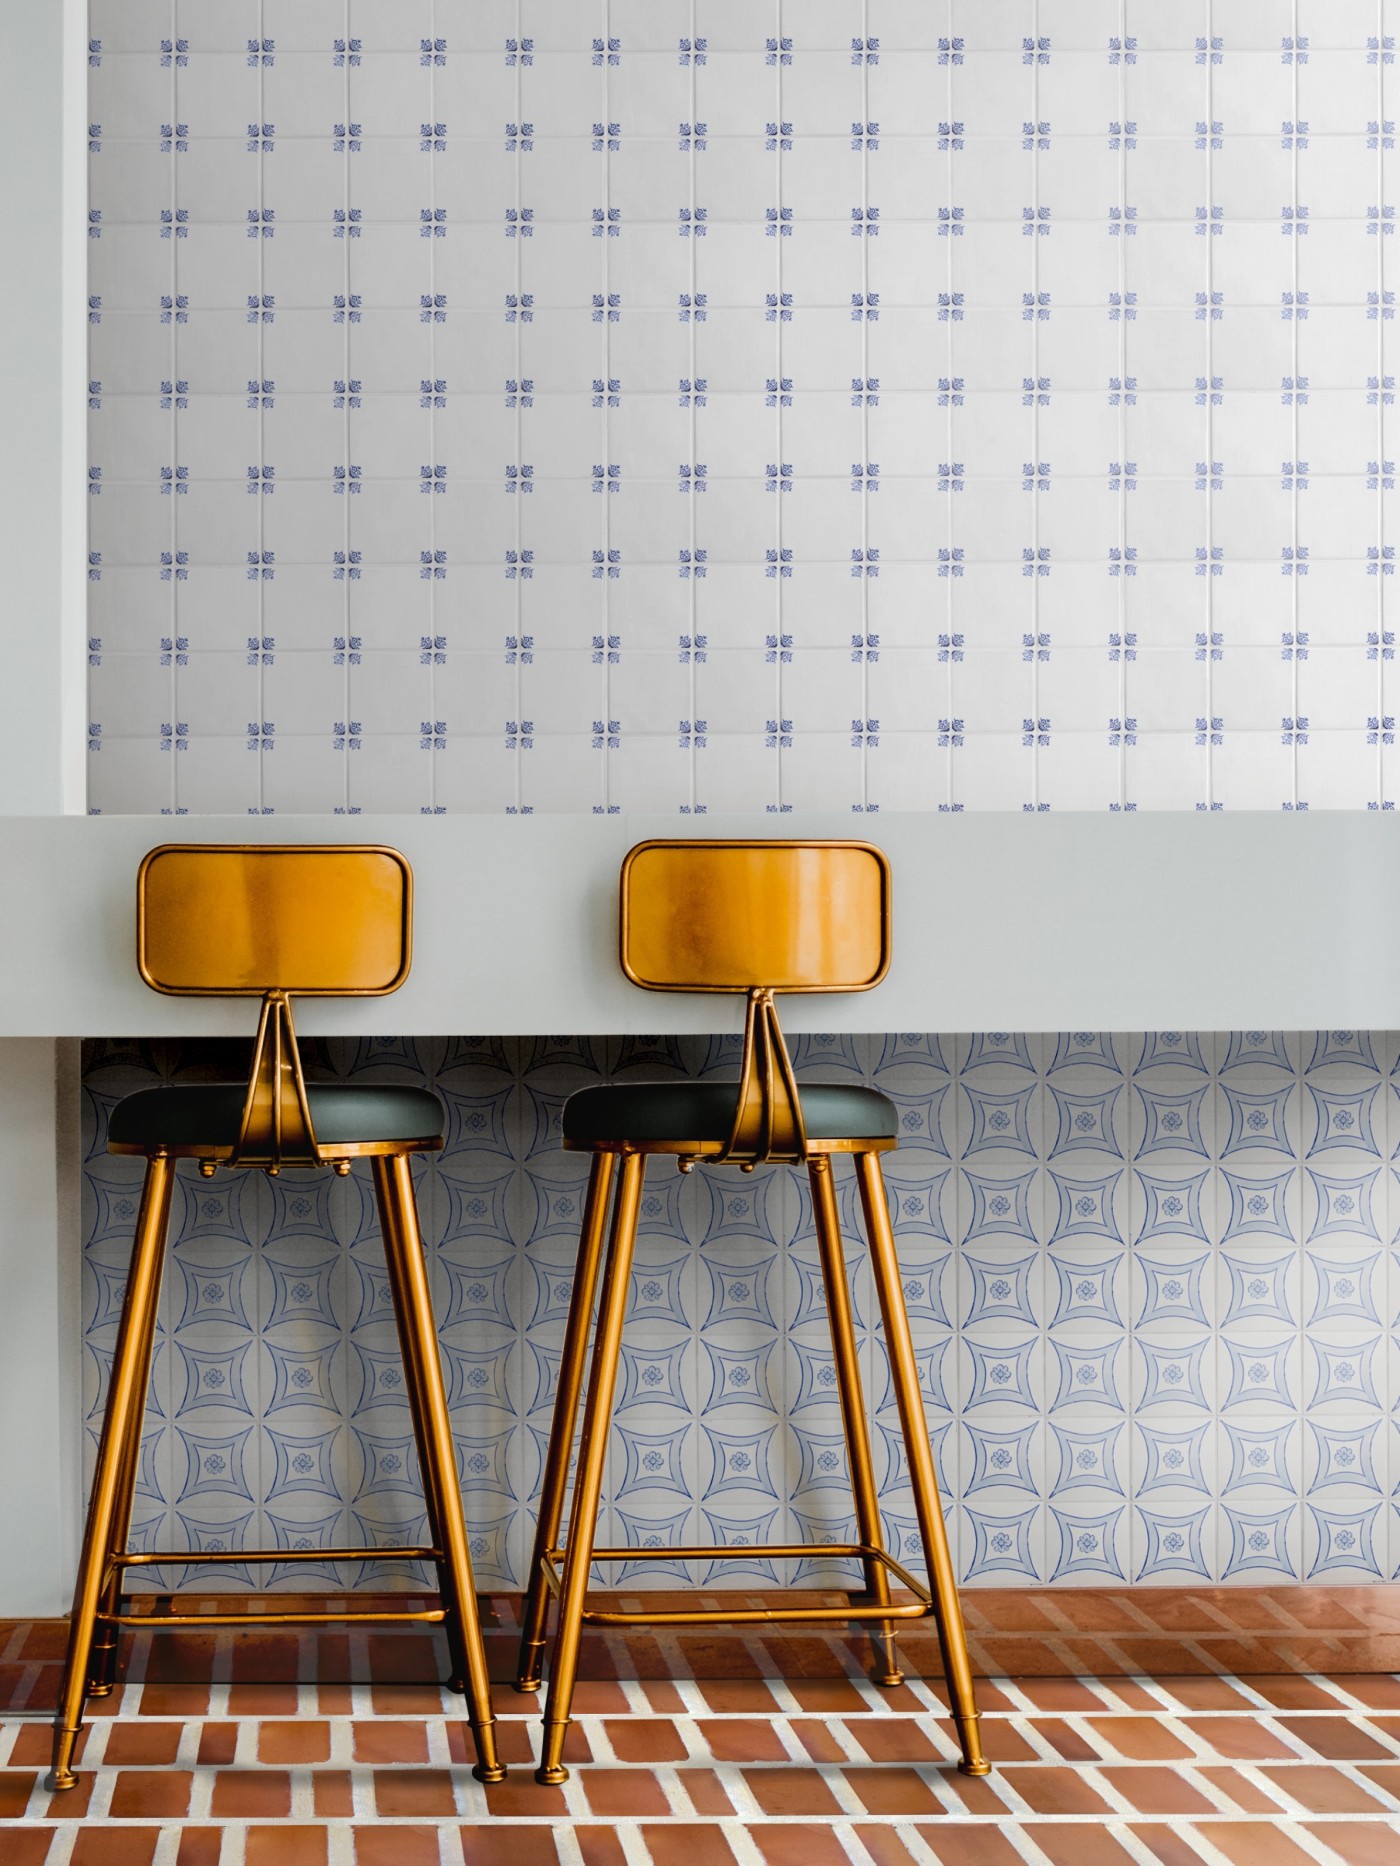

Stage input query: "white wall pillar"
[
  {"left": 0, "top": 0, "right": 87, "bottom": 1611},
  {"left": 0, "top": 1040, "right": 81, "bottom": 1613}
]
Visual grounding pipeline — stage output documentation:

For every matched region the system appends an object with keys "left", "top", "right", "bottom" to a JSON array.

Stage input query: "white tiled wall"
[
  {"left": 82, "top": 1029, "right": 1400, "bottom": 1590},
  {"left": 86, "top": 1, "right": 1400, "bottom": 816}
]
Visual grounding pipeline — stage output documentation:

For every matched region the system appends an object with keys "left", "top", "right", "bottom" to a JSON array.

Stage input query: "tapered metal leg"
[
  {"left": 516, "top": 1151, "right": 617, "bottom": 1692},
  {"left": 371, "top": 1157, "right": 461, "bottom": 1682},
  {"left": 537, "top": 1151, "right": 645, "bottom": 1784},
  {"left": 808, "top": 1155, "right": 901, "bottom": 1686},
  {"left": 855, "top": 1152, "right": 990, "bottom": 1776},
  {"left": 372, "top": 1153, "right": 505, "bottom": 1785},
  {"left": 86, "top": 1192, "right": 165, "bottom": 1698},
  {"left": 48, "top": 1154, "right": 175, "bottom": 1791}
]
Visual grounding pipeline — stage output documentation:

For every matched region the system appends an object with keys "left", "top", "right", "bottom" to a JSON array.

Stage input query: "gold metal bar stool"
[
  {"left": 48, "top": 844, "right": 504, "bottom": 1791},
  {"left": 516, "top": 839, "right": 990, "bottom": 1784}
]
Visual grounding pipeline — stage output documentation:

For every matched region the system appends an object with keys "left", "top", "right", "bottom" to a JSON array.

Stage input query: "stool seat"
[
  {"left": 563, "top": 1081, "right": 897, "bottom": 1146},
  {"left": 108, "top": 1083, "right": 443, "bottom": 1151}
]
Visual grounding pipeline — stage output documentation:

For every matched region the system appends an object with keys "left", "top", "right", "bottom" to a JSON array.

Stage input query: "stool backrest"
[
  {"left": 138, "top": 844, "right": 412, "bottom": 996},
  {"left": 619, "top": 839, "right": 891, "bottom": 1164},
  {"left": 137, "top": 844, "right": 414, "bottom": 1171},
  {"left": 620, "top": 839, "right": 890, "bottom": 995}
]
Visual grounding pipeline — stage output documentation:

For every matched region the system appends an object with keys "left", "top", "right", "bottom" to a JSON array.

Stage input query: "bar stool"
[
  {"left": 516, "top": 839, "right": 989, "bottom": 1784},
  {"left": 48, "top": 844, "right": 504, "bottom": 1791}
]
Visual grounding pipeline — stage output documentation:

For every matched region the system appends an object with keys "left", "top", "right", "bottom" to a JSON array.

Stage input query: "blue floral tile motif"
[
  {"left": 1307, "top": 1503, "right": 1383, "bottom": 1577},
  {"left": 963, "top": 1168, "right": 1038, "bottom": 1243},
  {"left": 1050, "top": 1341, "right": 1124, "bottom": 1412},
  {"left": 1223, "top": 1253, "right": 1296, "bottom": 1324},
  {"left": 1137, "top": 1087, "right": 1208, "bottom": 1157},
  {"left": 1138, "top": 1033, "right": 1208, "bottom": 1072},
  {"left": 618, "top": 1425, "right": 690, "bottom": 1498},
  {"left": 793, "top": 1426, "right": 851, "bottom": 1492},
  {"left": 1138, "top": 1422, "right": 1210, "bottom": 1493},
  {"left": 441, "top": 1343, "right": 513, "bottom": 1411},
  {"left": 1223, "top": 1424, "right": 1295, "bottom": 1495},
  {"left": 1308, "top": 1420, "right": 1382, "bottom": 1493},
  {"left": 1221, "top": 1169, "right": 1295, "bottom": 1242},
  {"left": 1051, "top": 1254, "right": 1122, "bottom": 1326},
  {"left": 1137, "top": 1506, "right": 1211, "bottom": 1578},
  {"left": 177, "top": 1260, "right": 252, "bottom": 1331},
  {"left": 1310, "top": 1337, "right": 1382, "bottom": 1408},
  {"left": 1308, "top": 1168, "right": 1382, "bottom": 1241},
  {"left": 881, "top": 1087, "right": 951, "bottom": 1157},
  {"left": 1307, "top": 1252, "right": 1381, "bottom": 1323},
  {"left": 1223, "top": 1031, "right": 1294, "bottom": 1071},
  {"left": 1049, "top": 1172, "right": 1124, "bottom": 1244},
  {"left": 1223, "top": 1504, "right": 1296, "bottom": 1577},
  {"left": 964, "top": 1084, "right": 1037, "bottom": 1156},
  {"left": 964, "top": 1253, "right": 1037, "bottom": 1326},
  {"left": 1138, "top": 1340, "right": 1211, "bottom": 1411},
  {"left": 1308, "top": 1031, "right": 1378, "bottom": 1071},
  {"left": 616, "top": 1508, "right": 693, "bottom": 1582},
  {"left": 1048, "top": 1033, "right": 1118, "bottom": 1071},
  {"left": 618, "top": 1339, "right": 690, "bottom": 1412},
  {"left": 965, "top": 1034, "right": 1036, "bottom": 1072},
  {"left": 965, "top": 1336, "right": 1038, "bottom": 1411},
  {"left": 1136, "top": 1170, "right": 1210, "bottom": 1243},
  {"left": 1221, "top": 1085, "right": 1294, "bottom": 1155},
  {"left": 965, "top": 1423, "right": 1039, "bottom": 1496},
  {"left": 1050, "top": 1507, "right": 1125, "bottom": 1580},
  {"left": 883, "top": 1175, "right": 951, "bottom": 1246},
  {"left": 351, "top": 1345, "right": 412, "bottom": 1416},
  {"left": 267, "top": 1427, "right": 342, "bottom": 1502},
  {"left": 1223, "top": 1337, "right": 1295, "bottom": 1410},
  {"left": 1307, "top": 1086, "right": 1380, "bottom": 1156},
  {"left": 1048, "top": 1087, "right": 1121, "bottom": 1157},
  {"left": 966, "top": 1505, "right": 1040, "bottom": 1579},
  {"left": 702, "top": 1425, "right": 776, "bottom": 1498},
  {"left": 703, "top": 1257, "right": 777, "bottom": 1329},
  {"left": 1051, "top": 1423, "right": 1124, "bottom": 1495},
  {"left": 1137, "top": 1254, "right": 1209, "bottom": 1325},
  {"left": 178, "top": 1343, "right": 254, "bottom": 1417}
]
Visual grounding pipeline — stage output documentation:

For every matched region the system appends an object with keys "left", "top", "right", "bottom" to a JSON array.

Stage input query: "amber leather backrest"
[
  {"left": 619, "top": 839, "right": 891, "bottom": 995},
  {"left": 138, "top": 844, "right": 412, "bottom": 997}
]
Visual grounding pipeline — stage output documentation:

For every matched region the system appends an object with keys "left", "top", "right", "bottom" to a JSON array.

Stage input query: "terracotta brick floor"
[{"left": 2, "top": 1589, "right": 1399, "bottom": 1864}]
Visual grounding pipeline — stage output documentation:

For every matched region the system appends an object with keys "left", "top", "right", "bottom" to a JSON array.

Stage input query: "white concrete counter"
[{"left": 0, "top": 808, "right": 1396, "bottom": 1036}]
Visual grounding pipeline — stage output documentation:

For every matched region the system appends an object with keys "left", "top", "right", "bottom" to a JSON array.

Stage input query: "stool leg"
[
  {"left": 854, "top": 1152, "right": 990, "bottom": 1776},
  {"left": 48, "top": 1153, "right": 175, "bottom": 1791},
  {"left": 86, "top": 1211, "right": 165, "bottom": 1697},
  {"left": 808, "top": 1154, "right": 901, "bottom": 1687},
  {"left": 372, "top": 1153, "right": 505, "bottom": 1785},
  {"left": 516, "top": 1150, "right": 617, "bottom": 1692},
  {"left": 372, "top": 1157, "right": 459, "bottom": 1663},
  {"left": 537, "top": 1150, "right": 644, "bottom": 1785}
]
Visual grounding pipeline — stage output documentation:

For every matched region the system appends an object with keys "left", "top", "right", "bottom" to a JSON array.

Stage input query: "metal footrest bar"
[
  {"left": 115, "top": 1546, "right": 442, "bottom": 1568},
  {"left": 538, "top": 1542, "right": 932, "bottom": 1627},
  {"left": 99, "top": 1607, "right": 448, "bottom": 1629}
]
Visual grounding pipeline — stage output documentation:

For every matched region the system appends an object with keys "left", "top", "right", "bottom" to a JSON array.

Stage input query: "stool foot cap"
[
  {"left": 45, "top": 1770, "right": 79, "bottom": 1793},
  {"left": 514, "top": 1677, "right": 542, "bottom": 1695},
  {"left": 535, "top": 1765, "right": 569, "bottom": 1786},
  {"left": 873, "top": 1671, "right": 904, "bottom": 1689},
  {"left": 85, "top": 1681, "right": 114, "bottom": 1699},
  {"left": 472, "top": 1762, "right": 508, "bottom": 1784},
  {"left": 958, "top": 1759, "right": 993, "bottom": 1778},
  {"left": 447, "top": 1676, "right": 466, "bottom": 1695}
]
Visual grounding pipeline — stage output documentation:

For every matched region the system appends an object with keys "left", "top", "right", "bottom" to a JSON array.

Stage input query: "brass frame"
[
  {"left": 516, "top": 840, "right": 989, "bottom": 1785},
  {"left": 48, "top": 847, "right": 504, "bottom": 1792}
]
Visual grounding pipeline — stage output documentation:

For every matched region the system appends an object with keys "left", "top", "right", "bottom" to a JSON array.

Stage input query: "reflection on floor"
[{"left": 2, "top": 1589, "right": 1400, "bottom": 1865}]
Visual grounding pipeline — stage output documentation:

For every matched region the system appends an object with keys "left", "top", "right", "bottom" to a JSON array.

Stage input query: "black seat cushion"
[
  {"left": 562, "top": 1081, "right": 898, "bottom": 1145},
  {"left": 108, "top": 1083, "right": 444, "bottom": 1150}
]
